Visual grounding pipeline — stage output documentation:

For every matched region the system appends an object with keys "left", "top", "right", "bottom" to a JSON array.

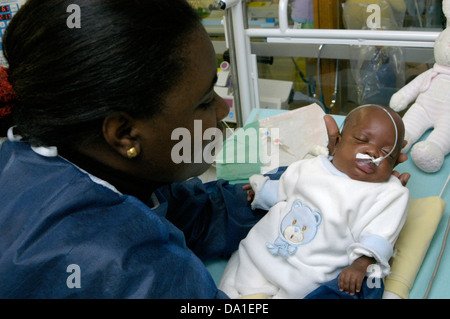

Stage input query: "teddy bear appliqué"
[{"left": 266, "top": 199, "right": 321, "bottom": 259}]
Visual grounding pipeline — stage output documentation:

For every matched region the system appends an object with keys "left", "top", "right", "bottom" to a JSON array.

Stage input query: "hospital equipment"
[
  {"left": 423, "top": 172, "right": 450, "bottom": 298},
  {"left": 356, "top": 153, "right": 382, "bottom": 166},
  {"left": 214, "top": 0, "right": 241, "bottom": 10},
  {"left": 219, "top": 0, "right": 440, "bottom": 124},
  {"left": 317, "top": 44, "right": 339, "bottom": 112},
  {"left": 215, "top": 60, "right": 293, "bottom": 123},
  {"left": 0, "top": 0, "right": 26, "bottom": 66}
]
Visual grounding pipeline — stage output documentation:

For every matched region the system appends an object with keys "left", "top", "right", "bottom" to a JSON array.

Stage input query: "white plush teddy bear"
[{"left": 389, "top": 0, "right": 450, "bottom": 173}]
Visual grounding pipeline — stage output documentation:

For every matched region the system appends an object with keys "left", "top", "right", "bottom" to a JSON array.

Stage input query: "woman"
[{"left": 0, "top": 0, "right": 406, "bottom": 298}]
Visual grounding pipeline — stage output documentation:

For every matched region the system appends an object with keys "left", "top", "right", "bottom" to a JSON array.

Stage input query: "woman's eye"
[
  {"left": 199, "top": 94, "right": 216, "bottom": 109},
  {"left": 200, "top": 99, "right": 215, "bottom": 109}
]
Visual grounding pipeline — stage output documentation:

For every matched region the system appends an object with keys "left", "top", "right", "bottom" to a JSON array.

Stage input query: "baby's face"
[{"left": 332, "top": 107, "right": 403, "bottom": 183}]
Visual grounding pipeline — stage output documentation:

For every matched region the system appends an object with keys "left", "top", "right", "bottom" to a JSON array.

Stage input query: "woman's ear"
[{"left": 102, "top": 112, "right": 141, "bottom": 159}]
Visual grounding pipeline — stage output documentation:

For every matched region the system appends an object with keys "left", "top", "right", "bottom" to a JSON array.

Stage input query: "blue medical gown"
[{"left": 0, "top": 140, "right": 264, "bottom": 298}]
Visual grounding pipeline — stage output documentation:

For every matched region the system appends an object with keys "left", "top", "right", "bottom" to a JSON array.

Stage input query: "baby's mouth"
[{"left": 355, "top": 158, "right": 376, "bottom": 174}]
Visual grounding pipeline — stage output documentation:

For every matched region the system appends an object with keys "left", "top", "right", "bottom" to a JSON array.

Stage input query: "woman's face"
[
  {"left": 134, "top": 26, "right": 230, "bottom": 183},
  {"left": 332, "top": 107, "right": 402, "bottom": 183}
]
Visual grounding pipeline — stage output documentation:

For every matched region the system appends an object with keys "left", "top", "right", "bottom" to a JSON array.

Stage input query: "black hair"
[{"left": 0, "top": 0, "right": 202, "bottom": 147}]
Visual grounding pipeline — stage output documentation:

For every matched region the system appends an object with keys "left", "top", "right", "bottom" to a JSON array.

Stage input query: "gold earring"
[{"left": 126, "top": 147, "right": 138, "bottom": 159}]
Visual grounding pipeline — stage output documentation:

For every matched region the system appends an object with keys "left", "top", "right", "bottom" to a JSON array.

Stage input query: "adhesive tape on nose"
[
  {"left": 356, "top": 153, "right": 382, "bottom": 166},
  {"left": 356, "top": 153, "right": 373, "bottom": 160}
]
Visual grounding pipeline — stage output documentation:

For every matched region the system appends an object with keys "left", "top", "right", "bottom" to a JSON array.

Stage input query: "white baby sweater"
[{"left": 218, "top": 156, "right": 409, "bottom": 299}]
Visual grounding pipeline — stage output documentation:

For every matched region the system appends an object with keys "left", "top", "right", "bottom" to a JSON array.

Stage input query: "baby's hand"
[
  {"left": 242, "top": 184, "right": 255, "bottom": 202},
  {"left": 338, "top": 265, "right": 365, "bottom": 296},
  {"left": 338, "top": 256, "right": 375, "bottom": 296}
]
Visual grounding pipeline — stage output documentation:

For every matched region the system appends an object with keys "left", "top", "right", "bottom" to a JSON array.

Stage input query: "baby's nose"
[{"left": 366, "top": 144, "right": 382, "bottom": 158}]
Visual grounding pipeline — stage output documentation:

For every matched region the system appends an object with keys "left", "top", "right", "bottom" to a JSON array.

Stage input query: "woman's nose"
[{"left": 215, "top": 92, "right": 230, "bottom": 122}]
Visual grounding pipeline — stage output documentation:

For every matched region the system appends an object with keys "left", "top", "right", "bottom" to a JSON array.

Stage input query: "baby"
[{"left": 218, "top": 104, "right": 410, "bottom": 299}]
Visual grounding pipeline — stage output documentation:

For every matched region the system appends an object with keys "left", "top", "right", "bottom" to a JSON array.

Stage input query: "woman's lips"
[{"left": 355, "top": 159, "right": 376, "bottom": 174}]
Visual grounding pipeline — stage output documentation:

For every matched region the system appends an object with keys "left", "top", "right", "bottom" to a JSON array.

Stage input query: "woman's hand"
[
  {"left": 392, "top": 170, "right": 410, "bottom": 186},
  {"left": 393, "top": 149, "right": 411, "bottom": 186}
]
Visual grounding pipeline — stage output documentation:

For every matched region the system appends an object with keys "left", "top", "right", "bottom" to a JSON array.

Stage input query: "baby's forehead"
[
  {"left": 348, "top": 106, "right": 382, "bottom": 119},
  {"left": 344, "top": 107, "right": 395, "bottom": 130},
  {"left": 345, "top": 106, "right": 402, "bottom": 149}
]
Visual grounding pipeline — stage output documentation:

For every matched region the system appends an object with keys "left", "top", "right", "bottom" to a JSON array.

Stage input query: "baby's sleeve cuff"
[
  {"left": 348, "top": 234, "right": 394, "bottom": 277},
  {"left": 249, "top": 175, "right": 279, "bottom": 211}
]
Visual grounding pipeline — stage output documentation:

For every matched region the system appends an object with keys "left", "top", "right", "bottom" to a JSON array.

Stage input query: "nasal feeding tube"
[{"left": 341, "top": 104, "right": 399, "bottom": 167}]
